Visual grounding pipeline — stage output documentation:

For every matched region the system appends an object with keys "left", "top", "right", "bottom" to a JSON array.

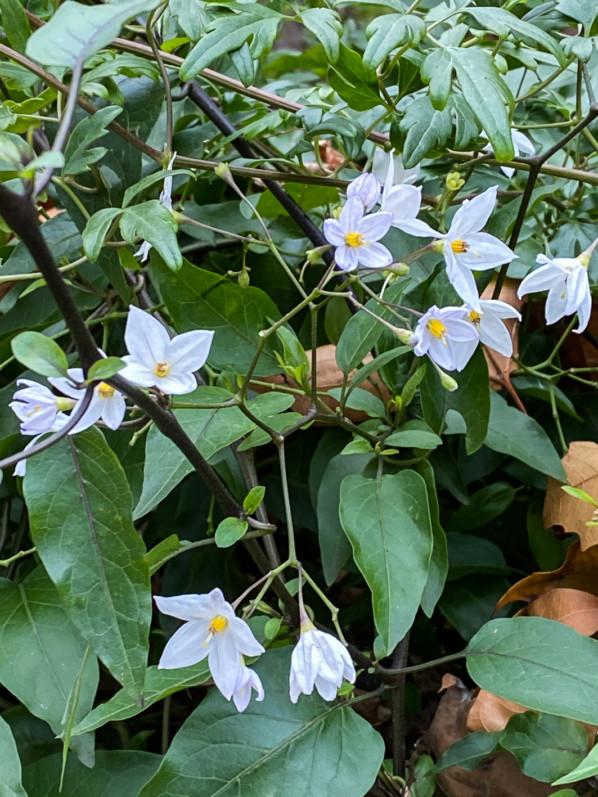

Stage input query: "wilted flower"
[
  {"left": 413, "top": 305, "right": 479, "bottom": 372},
  {"left": 120, "top": 305, "right": 214, "bottom": 394},
  {"left": 346, "top": 172, "right": 381, "bottom": 212},
  {"left": 431, "top": 186, "right": 516, "bottom": 310},
  {"left": 517, "top": 253, "right": 592, "bottom": 333},
  {"left": 462, "top": 299, "right": 521, "bottom": 357},
  {"left": 380, "top": 152, "right": 438, "bottom": 238},
  {"left": 323, "top": 197, "right": 393, "bottom": 271},
  {"left": 135, "top": 152, "right": 176, "bottom": 261},
  {"left": 49, "top": 368, "right": 126, "bottom": 433},
  {"left": 231, "top": 658, "right": 265, "bottom": 712},
  {"left": 289, "top": 620, "right": 356, "bottom": 703},
  {"left": 482, "top": 130, "right": 536, "bottom": 178},
  {"left": 155, "top": 588, "right": 265, "bottom": 704}
]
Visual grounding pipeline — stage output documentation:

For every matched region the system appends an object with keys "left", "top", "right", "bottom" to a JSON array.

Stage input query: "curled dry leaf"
[
  {"left": 481, "top": 278, "right": 522, "bottom": 391},
  {"left": 467, "top": 690, "right": 526, "bottom": 733},
  {"left": 544, "top": 441, "right": 598, "bottom": 550},
  {"left": 523, "top": 586, "right": 598, "bottom": 636}
]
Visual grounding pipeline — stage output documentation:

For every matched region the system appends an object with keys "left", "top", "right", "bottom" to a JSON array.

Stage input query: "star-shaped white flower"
[
  {"left": 517, "top": 253, "right": 592, "bottom": 333},
  {"left": 413, "top": 305, "right": 479, "bottom": 372},
  {"left": 120, "top": 306, "right": 214, "bottom": 394},
  {"left": 462, "top": 299, "right": 521, "bottom": 357},
  {"left": 323, "top": 197, "right": 393, "bottom": 271},
  {"left": 482, "top": 130, "right": 536, "bottom": 178},
  {"left": 289, "top": 621, "right": 356, "bottom": 703},
  {"left": 155, "top": 588, "right": 264, "bottom": 703},
  {"left": 431, "top": 186, "right": 516, "bottom": 311},
  {"left": 346, "top": 172, "right": 381, "bottom": 212},
  {"left": 49, "top": 368, "right": 126, "bottom": 433},
  {"left": 380, "top": 151, "right": 438, "bottom": 239},
  {"left": 230, "top": 658, "right": 265, "bottom": 712}
]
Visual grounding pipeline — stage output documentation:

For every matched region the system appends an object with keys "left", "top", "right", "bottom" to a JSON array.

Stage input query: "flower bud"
[
  {"left": 438, "top": 369, "right": 458, "bottom": 392},
  {"left": 346, "top": 172, "right": 382, "bottom": 211},
  {"left": 446, "top": 171, "right": 465, "bottom": 191},
  {"left": 306, "top": 244, "right": 331, "bottom": 264},
  {"left": 383, "top": 262, "right": 409, "bottom": 278},
  {"left": 395, "top": 328, "right": 417, "bottom": 346}
]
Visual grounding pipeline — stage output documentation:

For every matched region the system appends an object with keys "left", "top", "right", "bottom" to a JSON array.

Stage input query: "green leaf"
[
  {"left": 385, "top": 420, "right": 442, "bottom": 450},
  {"left": 120, "top": 201, "right": 181, "bottom": 271},
  {"left": 485, "top": 392, "right": 566, "bottom": 481},
  {"left": 82, "top": 207, "right": 123, "bottom": 262},
  {"left": 0, "top": 569, "right": 98, "bottom": 765},
  {"left": 86, "top": 357, "right": 125, "bottom": 383},
  {"left": 138, "top": 647, "right": 384, "bottom": 797},
  {"left": 243, "top": 485, "right": 265, "bottom": 515},
  {"left": 215, "top": 517, "right": 249, "bottom": 548},
  {"left": 553, "top": 739, "right": 598, "bottom": 784},
  {"left": 445, "top": 347, "right": 490, "bottom": 454},
  {"left": 11, "top": 330, "right": 68, "bottom": 377},
  {"left": 446, "top": 483, "right": 516, "bottom": 534},
  {"left": 329, "top": 43, "right": 382, "bottom": 111},
  {"left": 24, "top": 429, "right": 151, "bottom": 702},
  {"left": 26, "top": 0, "right": 164, "bottom": 67},
  {"left": 400, "top": 95, "right": 452, "bottom": 169},
  {"left": 446, "top": 533, "right": 510, "bottom": 579},
  {"left": 306, "top": 117, "right": 366, "bottom": 160},
  {"left": 63, "top": 105, "right": 123, "bottom": 176},
  {"left": 122, "top": 168, "right": 194, "bottom": 208},
  {"left": 435, "top": 730, "right": 501, "bottom": 772},
  {"left": 180, "top": 5, "right": 283, "bottom": 80},
  {"left": 144, "top": 534, "right": 185, "bottom": 576},
  {"left": 300, "top": 8, "right": 342, "bottom": 63},
  {"left": 339, "top": 472, "right": 433, "bottom": 654},
  {"left": 0, "top": 715, "right": 27, "bottom": 797},
  {"left": 0, "top": 0, "right": 30, "bottom": 54},
  {"left": 72, "top": 663, "right": 210, "bottom": 736},
  {"left": 363, "top": 14, "right": 426, "bottom": 70},
  {"left": 556, "top": 0, "right": 598, "bottom": 28},
  {"left": 466, "top": 617, "right": 598, "bottom": 724},
  {"left": 22, "top": 750, "right": 160, "bottom": 797},
  {"left": 422, "top": 48, "right": 454, "bottom": 111},
  {"left": 416, "top": 460, "right": 448, "bottom": 617},
  {"left": 134, "top": 387, "right": 255, "bottom": 518},
  {"left": 500, "top": 712, "right": 588, "bottom": 783},
  {"left": 150, "top": 257, "right": 282, "bottom": 376}
]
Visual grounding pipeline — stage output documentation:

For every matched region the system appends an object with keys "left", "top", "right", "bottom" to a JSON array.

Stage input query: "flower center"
[
  {"left": 208, "top": 615, "right": 228, "bottom": 635},
  {"left": 344, "top": 232, "right": 365, "bottom": 248},
  {"left": 154, "top": 361, "right": 170, "bottom": 378},
  {"left": 27, "top": 404, "right": 43, "bottom": 417},
  {"left": 98, "top": 382, "right": 115, "bottom": 399},
  {"left": 427, "top": 318, "right": 447, "bottom": 339},
  {"left": 450, "top": 239, "right": 469, "bottom": 254},
  {"left": 468, "top": 311, "right": 482, "bottom": 325}
]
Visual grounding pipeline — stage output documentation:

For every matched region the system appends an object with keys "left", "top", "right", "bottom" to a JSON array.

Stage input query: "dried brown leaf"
[
  {"left": 467, "top": 691, "right": 526, "bottom": 733},
  {"left": 524, "top": 586, "right": 598, "bottom": 635}
]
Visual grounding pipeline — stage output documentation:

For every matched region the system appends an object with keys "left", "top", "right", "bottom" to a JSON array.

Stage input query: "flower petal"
[
  {"left": 449, "top": 186, "right": 498, "bottom": 239},
  {"left": 380, "top": 184, "right": 421, "bottom": 223},
  {"left": 100, "top": 392, "right": 127, "bottom": 430},
  {"left": 358, "top": 210, "right": 393, "bottom": 241},
  {"left": 545, "top": 284, "right": 568, "bottom": 326},
  {"left": 157, "top": 620, "right": 210, "bottom": 669},
  {"left": 518, "top": 263, "right": 564, "bottom": 297},
  {"left": 458, "top": 233, "right": 516, "bottom": 270},
  {"left": 323, "top": 218, "right": 345, "bottom": 247},
  {"left": 335, "top": 244, "right": 359, "bottom": 272},
  {"left": 479, "top": 313, "right": 514, "bottom": 357},
  {"left": 156, "top": 372, "right": 198, "bottom": 395},
  {"left": 229, "top": 616, "right": 265, "bottom": 658},
  {"left": 479, "top": 299, "right": 521, "bottom": 321},
  {"left": 209, "top": 632, "right": 243, "bottom": 699},
  {"left": 397, "top": 217, "right": 439, "bottom": 238},
  {"left": 154, "top": 592, "right": 223, "bottom": 622},
  {"left": 124, "top": 306, "right": 170, "bottom": 369},
  {"left": 445, "top": 249, "right": 481, "bottom": 310},
  {"left": 358, "top": 241, "right": 393, "bottom": 269},
  {"left": 167, "top": 330, "right": 214, "bottom": 374},
  {"left": 339, "top": 197, "right": 365, "bottom": 232}
]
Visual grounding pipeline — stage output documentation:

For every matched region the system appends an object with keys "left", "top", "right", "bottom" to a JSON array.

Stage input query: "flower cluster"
[
  {"left": 155, "top": 588, "right": 356, "bottom": 712},
  {"left": 9, "top": 307, "right": 213, "bottom": 474}
]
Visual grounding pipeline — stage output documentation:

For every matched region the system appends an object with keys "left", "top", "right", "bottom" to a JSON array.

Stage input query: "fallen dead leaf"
[
  {"left": 467, "top": 691, "right": 526, "bottom": 733},
  {"left": 481, "top": 278, "right": 522, "bottom": 391},
  {"left": 544, "top": 441, "right": 598, "bottom": 550},
  {"left": 523, "top": 586, "right": 598, "bottom": 636}
]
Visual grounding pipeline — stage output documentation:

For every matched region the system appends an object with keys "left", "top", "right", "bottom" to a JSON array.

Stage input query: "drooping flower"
[
  {"left": 230, "top": 658, "right": 265, "bottom": 712},
  {"left": 323, "top": 197, "right": 393, "bottom": 271},
  {"left": 9, "top": 379, "right": 74, "bottom": 435},
  {"left": 372, "top": 148, "right": 420, "bottom": 186},
  {"left": 346, "top": 172, "right": 381, "bottom": 212},
  {"left": 413, "top": 305, "right": 479, "bottom": 372},
  {"left": 120, "top": 305, "right": 214, "bottom": 394},
  {"left": 380, "top": 152, "right": 438, "bottom": 238},
  {"left": 49, "top": 368, "right": 126, "bottom": 433},
  {"left": 517, "top": 253, "right": 592, "bottom": 333},
  {"left": 431, "top": 186, "right": 517, "bottom": 310},
  {"left": 482, "top": 130, "right": 536, "bottom": 178},
  {"left": 289, "top": 620, "right": 356, "bottom": 703},
  {"left": 135, "top": 152, "right": 176, "bottom": 262},
  {"left": 462, "top": 299, "right": 522, "bottom": 357},
  {"left": 155, "top": 588, "right": 265, "bottom": 703}
]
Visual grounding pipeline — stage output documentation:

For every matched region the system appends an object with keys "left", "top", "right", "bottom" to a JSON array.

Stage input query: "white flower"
[
  {"left": 413, "top": 305, "right": 479, "bottom": 372},
  {"left": 380, "top": 152, "right": 438, "bottom": 239},
  {"left": 431, "top": 186, "right": 517, "bottom": 310},
  {"left": 323, "top": 197, "right": 393, "bottom": 271},
  {"left": 482, "top": 130, "right": 536, "bottom": 178},
  {"left": 9, "top": 378, "right": 73, "bottom": 435},
  {"left": 135, "top": 153, "right": 176, "bottom": 262},
  {"left": 372, "top": 149, "right": 420, "bottom": 186},
  {"left": 230, "top": 658, "right": 265, "bottom": 712},
  {"left": 49, "top": 368, "right": 126, "bottom": 433},
  {"left": 155, "top": 588, "right": 265, "bottom": 703},
  {"left": 289, "top": 622, "right": 356, "bottom": 703},
  {"left": 346, "top": 172, "right": 381, "bottom": 212},
  {"left": 517, "top": 253, "right": 592, "bottom": 333},
  {"left": 120, "top": 305, "right": 214, "bottom": 394},
  {"left": 462, "top": 299, "right": 521, "bottom": 357}
]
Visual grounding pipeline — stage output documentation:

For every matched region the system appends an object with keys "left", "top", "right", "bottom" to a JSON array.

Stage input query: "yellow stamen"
[
  {"left": 98, "top": 382, "right": 115, "bottom": 399},
  {"left": 154, "top": 361, "right": 170, "bottom": 378},
  {"left": 209, "top": 615, "right": 228, "bottom": 635},
  {"left": 427, "top": 318, "right": 447, "bottom": 339},
  {"left": 450, "top": 239, "right": 469, "bottom": 254},
  {"left": 27, "top": 404, "right": 43, "bottom": 417},
  {"left": 344, "top": 232, "right": 365, "bottom": 248},
  {"left": 468, "top": 311, "right": 482, "bottom": 325}
]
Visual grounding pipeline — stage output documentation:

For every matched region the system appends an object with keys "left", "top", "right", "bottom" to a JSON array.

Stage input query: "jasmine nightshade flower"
[
  {"left": 323, "top": 197, "right": 393, "bottom": 271},
  {"left": 9, "top": 378, "right": 74, "bottom": 435},
  {"left": 231, "top": 658, "right": 265, "bottom": 712},
  {"left": 380, "top": 152, "right": 438, "bottom": 238},
  {"left": 155, "top": 588, "right": 265, "bottom": 705},
  {"left": 120, "top": 305, "right": 214, "bottom": 394},
  {"left": 482, "top": 130, "right": 536, "bottom": 178},
  {"left": 431, "top": 186, "right": 516, "bottom": 310},
  {"left": 517, "top": 253, "right": 592, "bottom": 333},
  {"left": 462, "top": 299, "right": 522, "bottom": 357},
  {"left": 372, "top": 149, "right": 420, "bottom": 186},
  {"left": 289, "top": 619, "right": 356, "bottom": 703},
  {"left": 346, "top": 172, "right": 381, "bottom": 212},
  {"left": 135, "top": 153, "right": 176, "bottom": 262},
  {"left": 413, "top": 305, "right": 479, "bottom": 372},
  {"left": 49, "top": 368, "right": 126, "bottom": 433}
]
